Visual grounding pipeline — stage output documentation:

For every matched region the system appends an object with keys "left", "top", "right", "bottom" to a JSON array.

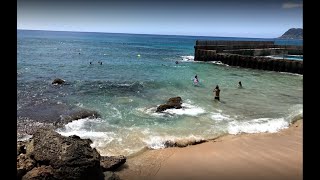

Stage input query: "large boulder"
[
  {"left": 17, "top": 128, "right": 128, "bottom": 180},
  {"left": 29, "top": 128, "right": 103, "bottom": 180},
  {"left": 156, "top": 97, "right": 182, "bottom": 112}
]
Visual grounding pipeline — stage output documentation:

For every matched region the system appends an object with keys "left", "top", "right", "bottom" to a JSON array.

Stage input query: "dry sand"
[{"left": 116, "top": 119, "right": 302, "bottom": 180}]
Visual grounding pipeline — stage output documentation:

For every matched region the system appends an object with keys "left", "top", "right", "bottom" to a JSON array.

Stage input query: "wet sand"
[{"left": 116, "top": 119, "right": 302, "bottom": 180}]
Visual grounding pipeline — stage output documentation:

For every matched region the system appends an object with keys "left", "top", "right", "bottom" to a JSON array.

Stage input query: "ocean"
[{"left": 17, "top": 30, "right": 303, "bottom": 156}]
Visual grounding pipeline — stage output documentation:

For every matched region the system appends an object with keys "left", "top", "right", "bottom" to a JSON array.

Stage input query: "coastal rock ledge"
[{"left": 17, "top": 128, "right": 126, "bottom": 180}]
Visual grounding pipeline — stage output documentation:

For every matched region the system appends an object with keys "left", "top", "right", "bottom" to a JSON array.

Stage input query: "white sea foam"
[
  {"left": 144, "top": 136, "right": 167, "bottom": 149},
  {"left": 208, "top": 61, "right": 229, "bottom": 66},
  {"left": 144, "top": 134, "right": 205, "bottom": 149},
  {"left": 75, "top": 102, "right": 83, "bottom": 107},
  {"left": 285, "top": 104, "right": 303, "bottom": 123},
  {"left": 139, "top": 100, "right": 205, "bottom": 117},
  {"left": 211, "top": 112, "right": 232, "bottom": 121},
  {"left": 163, "top": 102, "right": 205, "bottom": 116},
  {"left": 181, "top": 55, "right": 194, "bottom": 61},
  {"left": 111, "top": 107, "right": 123, "bottom": 119},
  {"left": 227, "top": 117, "right": 289, "bottom": 134},
  {"left": 279, "top": 71, "right": 303, "bottom": 76},
  {"left": 136, "top": 106, "right": 165, "bottom": 118},
  {"left": 56, "top": 118, "right": 116, "bottom": 148}
]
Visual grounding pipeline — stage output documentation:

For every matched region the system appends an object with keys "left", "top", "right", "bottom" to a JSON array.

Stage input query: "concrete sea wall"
[{"left": 194, "top": 40, "right": 303, "bottom": 74}]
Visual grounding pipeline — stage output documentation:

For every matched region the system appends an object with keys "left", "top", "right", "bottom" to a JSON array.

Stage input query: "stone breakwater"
[{"left": 194, "top": 40, "right": 303, "bottom": 74}]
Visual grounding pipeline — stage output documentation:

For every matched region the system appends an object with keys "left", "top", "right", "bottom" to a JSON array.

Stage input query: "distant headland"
[{"left": 278, "top": 28, "right": 303, "bottom": 39}]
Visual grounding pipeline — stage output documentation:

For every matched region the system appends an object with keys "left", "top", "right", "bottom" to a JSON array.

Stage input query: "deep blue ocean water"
[{"left": 17, "top": 30, "right": 303, "bottom": 156}]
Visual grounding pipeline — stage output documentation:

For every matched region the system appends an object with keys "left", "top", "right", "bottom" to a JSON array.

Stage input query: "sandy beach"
[{"left": 116, "top": 119, "right": 302, "bottom": 180}]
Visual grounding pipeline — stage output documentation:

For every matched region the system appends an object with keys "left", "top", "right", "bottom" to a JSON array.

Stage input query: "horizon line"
[{"left": 17, "top": 28, "right": 281, "bottom": 39}]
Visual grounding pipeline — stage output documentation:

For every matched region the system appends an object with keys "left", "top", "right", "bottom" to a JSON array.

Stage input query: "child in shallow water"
[{"left": 193, "top": 75, "right": 199, "bottom": 85}]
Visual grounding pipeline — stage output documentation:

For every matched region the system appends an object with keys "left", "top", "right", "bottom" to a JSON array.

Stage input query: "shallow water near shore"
[{"left": 17, "top": 30, "right": 303, "bottom": 156}]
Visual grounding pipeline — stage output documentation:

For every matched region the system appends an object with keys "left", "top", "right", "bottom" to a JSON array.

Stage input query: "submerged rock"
[
  {"left": 17, "top": 101, "right": 101, "bottom": 132},
  {"left": 52, "top": 78, "right": 65, "bottom": 85}
]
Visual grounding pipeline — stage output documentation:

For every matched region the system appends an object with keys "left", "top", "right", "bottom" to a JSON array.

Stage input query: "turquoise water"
[
  {"left": 17, "top": 30, "right": 303, "bottom": 156},
  {"left": 268, "top": 55, "right": 303, "bottom": 61}
]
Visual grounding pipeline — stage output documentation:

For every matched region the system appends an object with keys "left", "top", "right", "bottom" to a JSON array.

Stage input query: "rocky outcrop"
[
  {"left": 57, "top": 109, "right": 101, "bottom": 126},
  {"left": 52, "top": 78, "right": 65, "bottom": 85},
  {"left": 17, "top": 154, "right": 36, "bottom": 180},
  {"left": 30, "top": 129, "right": 102, "bottom": 180},
  {"left": 17, "top": 128, "right": 126, "bottom": 180},
  {"left": 156, "top": 97, "right": 182, "bottom": 112},
  {"left": 22, "top": 166, "right": 56, "bottom": 180},
  {"left": 100, "top": 156, "right": 126, "bottom": 171},
  {"left": 279, "top": 28, "right": 303, "bottom": 39},
  {"left": 164, "top": 139, "right": 207, "bottom": 148}
]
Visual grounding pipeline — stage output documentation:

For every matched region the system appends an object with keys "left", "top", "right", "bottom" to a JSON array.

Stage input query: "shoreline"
[{"left": 116, "top": 119, "right": 302, "bottom": 180}]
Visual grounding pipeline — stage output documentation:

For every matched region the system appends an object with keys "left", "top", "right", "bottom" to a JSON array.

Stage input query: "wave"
[
  {"left": 227, "top": 104, "right": 302, "bottom": 134},
  {"left": 279, "top": 72, "right": 303, "bottom": 76},
  {"left": 210, "top": 112, "right": 232, "bottom": 121},
  {"left": 56, "top": 118, "right": 118, "bottom": 148},
  {"left": 143, "top": 135, "right": 206, "bottom": 149},
  {"left": 227, "top": 117, "right": 289, "bottom": 134}
]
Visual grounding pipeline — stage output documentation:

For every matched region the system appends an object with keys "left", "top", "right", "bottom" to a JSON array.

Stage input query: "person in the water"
[
  {"left": 213, "top": 85, "right": 220, "bottom": 101},
  {"left": 194, "top": 75, "right": 199, "bottom": 85},
  {"left": 238, "top": 81, "right": 242, "bottom": 88}
]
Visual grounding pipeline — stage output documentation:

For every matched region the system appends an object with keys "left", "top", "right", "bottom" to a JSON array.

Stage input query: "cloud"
[{"left": 282, "top": 2, "right": 303, "bottom": 9}]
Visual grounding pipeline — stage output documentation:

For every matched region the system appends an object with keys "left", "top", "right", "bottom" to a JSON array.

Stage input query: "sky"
[{"left": 17, "top": 0, "right": 303, "bottom": 38}]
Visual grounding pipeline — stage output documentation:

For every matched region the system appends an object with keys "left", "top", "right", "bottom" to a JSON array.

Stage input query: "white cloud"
[{"left": 282, "top": 2, "right": 303, "bottom": 9}]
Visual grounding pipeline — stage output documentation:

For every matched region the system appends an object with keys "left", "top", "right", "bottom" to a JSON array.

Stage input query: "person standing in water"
[
  {"left": 238, "top": 81, "right": 242, "bottom": 88},
  {"left": 213, "top": 85, "right": 220, "bottom": 101},
  {"left": 194, "top": 74, "right": 199, "bottom": 85}
]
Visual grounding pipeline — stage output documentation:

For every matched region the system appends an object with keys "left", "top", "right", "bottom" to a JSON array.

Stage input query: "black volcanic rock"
[
  {"left": 100, "top": 155, "right": 126, "bottom": 171},
  {"left": 156, "top": 97, "right": 182, "bottom": 112},
  {"left": 279, "top": 28, "right": 303, "bottom": 39},
  {"left": 17, "top": 128, "right": 127, "bottom": 180},
  {"left": 29, "top": 129, "right": 103, "bottom": 180},
  {"left": 52, "top": 78, "right": 65, "bottom": 85}
]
